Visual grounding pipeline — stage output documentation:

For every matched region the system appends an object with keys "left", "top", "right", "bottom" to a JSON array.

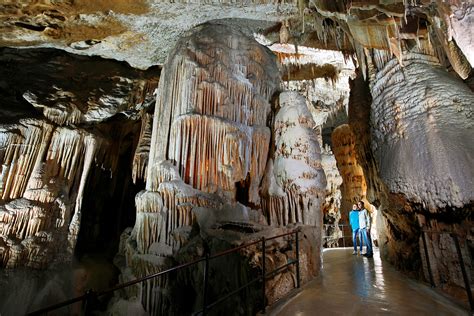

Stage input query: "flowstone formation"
[
  {"left": 369, "top": 52, "right": 474, "bottom": 293},
  {"left": 115, "top": 22, "right": 324, "bottom": 315}
]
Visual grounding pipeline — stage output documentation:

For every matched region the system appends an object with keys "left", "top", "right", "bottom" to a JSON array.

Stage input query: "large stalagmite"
[
  {"left": 131, "top": 21, "right": 280, "bottom": 257},
  {"left": 262, "top": 92, "right": 326, "bottom": 227},
  {"left": 116, "top": 22, "right": 325, "bottom": 315}
]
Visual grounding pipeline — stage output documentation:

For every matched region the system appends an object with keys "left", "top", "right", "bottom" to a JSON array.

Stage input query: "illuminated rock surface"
[{"left": 113, "top": 22, "right": 323, "bottom": 315}]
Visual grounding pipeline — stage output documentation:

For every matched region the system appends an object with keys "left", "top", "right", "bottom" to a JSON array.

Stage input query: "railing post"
[
  {"left": 83, "top": 289, "right": 97, "bottom": 315},
  {"left": 202, "top": 253, "right": 210, "bottom": 316},
  {"left": 421, "top": 230, "right": 435, "bottom": 287},
  {"left": 342, "top": 225, "right": 346, "bottom": 248},
  {"left": 451, "top": 234, "right": 474, "bottom": 312},
  {"left": 261, "top": 236, "right": 266, "bottom": 313},
  {"left": 295, "top": 229, "right": 301, "bottom": 288}
]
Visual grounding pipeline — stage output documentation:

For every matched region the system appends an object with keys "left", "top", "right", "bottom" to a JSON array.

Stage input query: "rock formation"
[
  {"left": 320, "top": 145, "right": 343, "bottom": 247},
  {"left": 0, "top": 50, "right": 159, "bottom": 270},
  {"left": 369, "top": 52, "right": 474, "bottom": 293},
  {"left": 331, "top": 125, "right": 372, "bottom": 221},
  {"left": 115, "top": 22, "right": 324, "bottom": 315},
  {"left": 1, "top": 0, "right": 473, "bottom": 312},
  {"left": 262, "top": 91, "right": 326, "bottom": 227}
]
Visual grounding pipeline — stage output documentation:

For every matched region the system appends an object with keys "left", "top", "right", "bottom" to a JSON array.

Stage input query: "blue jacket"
[{"left": 349, "top": 210, "right": 359, "bottom": 231}]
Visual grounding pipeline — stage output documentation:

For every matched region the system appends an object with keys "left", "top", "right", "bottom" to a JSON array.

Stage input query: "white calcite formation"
[
  {"left": 120, "top": 22, "right": 283, "bottom": 313},
  {"left": 0, "top": 119, "right": 102, "bottom": 268},
  {"left": 371, "top": 53, "right": 474, "bottom": 211},
  {"left": 116, "top": 23, "right": 327, "bottom": 315},
  {"left": 262, "top": 92, "right": 327, "bottom": 227},
  {"left": 368, "top": 52, "right": 474, "bottom": 292},
  {"left": 146, "top": 22, "right": 279, "bottom": 201}
]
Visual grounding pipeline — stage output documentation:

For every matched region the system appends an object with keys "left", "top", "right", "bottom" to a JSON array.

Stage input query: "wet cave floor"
[{"left": 269, "top": 248, "right": 469, "bottom": 315}]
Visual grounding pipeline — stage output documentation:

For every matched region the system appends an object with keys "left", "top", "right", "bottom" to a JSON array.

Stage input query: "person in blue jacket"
[{"left": 349, "top": 204, "right": 361, "bottom": 255}]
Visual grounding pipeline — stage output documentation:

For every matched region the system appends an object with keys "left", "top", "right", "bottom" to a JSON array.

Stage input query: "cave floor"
[{"left": 268, "top": 248, "right": 468, "bottom": 315}]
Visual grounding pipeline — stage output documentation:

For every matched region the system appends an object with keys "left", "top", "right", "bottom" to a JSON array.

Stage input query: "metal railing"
[
  {"left": 28, "top": 229, "right": 301, "bottom": 315},
  {"left": 322, "top": 224, "right": 350, "bottom": 248},
  {"left": 421, "top": 229, "right": 473, "bottom": 312}
]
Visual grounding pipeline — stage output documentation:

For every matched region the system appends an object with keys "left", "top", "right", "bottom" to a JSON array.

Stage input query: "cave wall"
[
  {"left": 296, "top": 1, "right": 474, "bottom": 300},
  {"left": 369, "top": 52, "right": 474, "bottom": 292},
  {"left": 0, "top": 49, "right": 159, "bottom": 269},
  {"left": 348, "top": 55, "right": 473, "bottom": 298}
]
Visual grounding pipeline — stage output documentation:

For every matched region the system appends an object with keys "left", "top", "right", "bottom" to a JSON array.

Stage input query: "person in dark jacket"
[{"left": 358, "top": 201, "right": 373, "bottom": 257}]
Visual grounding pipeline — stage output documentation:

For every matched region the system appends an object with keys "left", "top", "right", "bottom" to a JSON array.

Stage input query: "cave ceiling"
[
  {"left": 1, "top": 1, "right": 472, "bottom": 143},
  {"left": 1, "top": 0, "right": 472, "bottom": 76}
]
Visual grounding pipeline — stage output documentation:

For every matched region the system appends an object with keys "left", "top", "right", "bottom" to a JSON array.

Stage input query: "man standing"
[
  {"left": 358, "top": 201, "right": 373, "bottom": 257},
  {"left": 349, "top": 204, "right": 361, "bottom": 255}
]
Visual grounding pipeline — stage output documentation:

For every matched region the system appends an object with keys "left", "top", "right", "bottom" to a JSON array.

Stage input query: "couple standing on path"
[{"left": 349, "top": 201, "right": 373, "bottom": 258}]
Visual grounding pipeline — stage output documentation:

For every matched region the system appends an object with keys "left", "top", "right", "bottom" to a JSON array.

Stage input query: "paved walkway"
[{"left": 269, "top": 248, "right": 469, "bottom": 315}]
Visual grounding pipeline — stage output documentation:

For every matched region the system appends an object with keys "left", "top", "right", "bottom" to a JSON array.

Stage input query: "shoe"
[
  {"left": 363, "top": 253, "right": 373, "bottom": 258},
  {"left": 352, "top": 251, "right": 357, "bottom": 255}
]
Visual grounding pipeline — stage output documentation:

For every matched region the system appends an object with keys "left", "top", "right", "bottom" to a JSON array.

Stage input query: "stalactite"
[
  {"left": 119, "top": 23, "right": 283, "bottom": 315},
  {"left": 147, "top": 23, "right": 279, "bottom": 192},
  {"left": 132, "top": 112, "right": 153, "bottom": 183},
  {"left": 0, "top": 119, "right": 106, "bottom": 268}
]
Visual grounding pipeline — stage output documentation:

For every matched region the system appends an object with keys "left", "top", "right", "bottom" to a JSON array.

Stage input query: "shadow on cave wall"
[{"left": 75, "top": 116, "right": 143, "bottom": 260}]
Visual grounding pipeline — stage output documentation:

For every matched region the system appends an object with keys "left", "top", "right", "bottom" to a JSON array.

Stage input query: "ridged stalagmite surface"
[
  {"left": 147, "top": 22, "right": 280, "bottom": 199},
  {"left": 119, "top": 23, "right": 285, "bottom": 314},
  {"left": 262, "top": 91, "right": 326, "bottom": 227},
  {"left": 331, "top": 124, "right": 371, "bottom": 220}
]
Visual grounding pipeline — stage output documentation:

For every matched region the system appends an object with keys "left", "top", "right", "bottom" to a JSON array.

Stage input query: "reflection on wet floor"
[{"left": 269, "top": 248, "right": 468, "bottom": 315}]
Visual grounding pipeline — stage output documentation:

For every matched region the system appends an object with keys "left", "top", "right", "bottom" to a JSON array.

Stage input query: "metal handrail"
[
  {"left": 420, "top": 229, "right": 473, "bottom": 312},
  {"left": 28, "top": 229, "right": 301, "bottom": 315},
  {"left": 322, "top": 223, "right": 351, "bottom": 248}
]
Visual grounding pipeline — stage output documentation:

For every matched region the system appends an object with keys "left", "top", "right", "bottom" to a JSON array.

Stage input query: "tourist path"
[{"left": 269, "top": 248, "right": 469, "bottom": 315}]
